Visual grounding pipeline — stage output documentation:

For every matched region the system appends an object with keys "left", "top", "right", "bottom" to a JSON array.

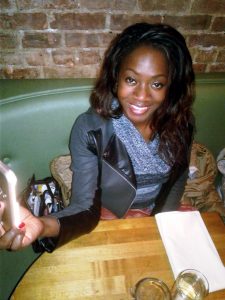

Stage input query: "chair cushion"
[{"left": 50, "top": 155, "right": 72, "bottom": 207}]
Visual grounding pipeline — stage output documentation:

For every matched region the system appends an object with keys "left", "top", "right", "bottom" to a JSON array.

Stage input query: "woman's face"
[{"left": 117, "top": 45, "right": 169, "bottom": 132}]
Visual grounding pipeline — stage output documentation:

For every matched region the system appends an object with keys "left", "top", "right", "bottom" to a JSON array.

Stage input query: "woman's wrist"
[{"left": 39, "top": 215, "right": 60, "bottom": 238}]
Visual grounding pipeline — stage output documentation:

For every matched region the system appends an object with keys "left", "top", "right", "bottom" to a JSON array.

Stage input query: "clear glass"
[
  {"left": 131, "top": 277, "right": 172, "bottom": 300},
  {"left": 171, "top": 269, "right": 209, "bottom": 300}
]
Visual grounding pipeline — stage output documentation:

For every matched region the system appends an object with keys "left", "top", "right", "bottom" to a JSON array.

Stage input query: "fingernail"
[{"left": 18, "top": 222, "right": 25, "bottom": 229}]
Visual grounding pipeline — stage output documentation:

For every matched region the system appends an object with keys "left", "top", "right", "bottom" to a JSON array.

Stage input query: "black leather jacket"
[{"left": 37, "top": 108, "right": 193, "bottom": 252}]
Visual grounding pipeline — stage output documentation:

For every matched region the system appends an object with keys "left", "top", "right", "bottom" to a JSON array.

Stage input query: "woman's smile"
[{"left": 129, "top": 103, "right": 151, "bottom": 115}]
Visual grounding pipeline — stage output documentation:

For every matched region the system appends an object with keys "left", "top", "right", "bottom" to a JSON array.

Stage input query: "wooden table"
[{"left": 11, "top": 213, "right": 225, "bottom": 300}]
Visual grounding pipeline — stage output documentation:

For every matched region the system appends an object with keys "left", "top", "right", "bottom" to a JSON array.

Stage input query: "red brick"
[
  {"left": 0, "top": 70, "right": 4, "bottom": 79},
  {"left": 195, "top": 49, "right": 217, "bottom": 63},
  {"left": 164, "top": 15, "right": 211, "bottom": 31},
  {"left": 65, "top": 32, "right": 114, "bottom": 48},
  {"left": 17, "top": 0, "right": 79, "bottom": 10},
  {"left": 76, "top": 49, "right": 102, "bottom": 65},
  {"left": 24, "top": 50, "right": 52, "bottom": 66},
  {"left": 43, "top": 0, "right": 79, "bottom": 9},
  {"left": 0, "top": 0, "right": 224, "bottom": 79},
  {"left": 77, "top": 0, "right": 113, "bottom": 9},
  {"left": 0, "top": 13, "right": 47, "bottom": 30},
  {"left": 0, "top": 51, "right": 23, "bottom": 64},
  {"left": 209, "top": 63, "right": 225, "bottom": 72},
  {"left": 114, "top": 0, "right": 138, "bottom": 10},
  {"left": 51, "top": 49, "right": 102, "bottom": 67},
  {"left": 191, "top": 0, "right": 225, "bottom": 14},
  {"left": 44, "top": 65, "right": 99, "bottom": 78},
  {"left": 21, "top": 0, "right": 138, "bottom": 10},
  {"left": 78, "top": 0, "right": 137, "bottom": 10},
  {"left": 52, "top": 49, "right": 75, "bottom": 67},
  {"left": 110, "top": 14, "right": 161, "bottom": 31},
  {"left": 17, "top": 0, "right": 46, "bottom": 10},
  {"left": 188, "top": 34, "right": 225, "bottom": 48},
  {"left": 99, "top": 49, "right": 106, "bottom": 59},
  {"left": 22, "top": 32, "right": 61, "bottom": 48},
  {"left": 139, "top": 0, "right": 189, "bottom": 12},
  {"left": 211, "top": 17, "right": 225, "bottom": 32},
  {"left": 0, "top": 0, "right": 16, "bottom": 10},
  {"left": 188, "top": 48, "right": 197, "bottom": 61},
  {"left": 193, "top": 63, "right": 207, "bottom": 73},
  {"left": 1, "top": 67, "right": 41, "bottom": 79},
  {"left": 50, "top": 13, "right": 106, "bottom": 30},
  {"left": 0, "top": 33, "right": 17, "bottom": 49},
  {"left": 217, "top": 50, "right": 225, "bottom": 62}
]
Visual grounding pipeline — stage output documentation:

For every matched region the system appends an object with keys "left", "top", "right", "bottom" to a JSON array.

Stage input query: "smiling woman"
[{"left": 0, "top": 23, "right": 195, "bottom": 254}]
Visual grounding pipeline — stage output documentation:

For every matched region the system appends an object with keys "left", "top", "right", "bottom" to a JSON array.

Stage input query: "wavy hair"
[{"left": 90, "top": 23, "right": 195, "bottom": 166}]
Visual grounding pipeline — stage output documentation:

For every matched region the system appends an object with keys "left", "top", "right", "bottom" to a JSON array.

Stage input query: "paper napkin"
[{"left": 155, "top": 211, "right": 225, "bottom": 292}]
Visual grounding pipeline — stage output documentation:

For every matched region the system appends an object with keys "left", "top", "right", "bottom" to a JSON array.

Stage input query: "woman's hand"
[
  {"left": 0, "top": 196, "right": 61, "bottom": 251},
  {"left": 0, "top": 200, "right": 44, "bottom": 251}
]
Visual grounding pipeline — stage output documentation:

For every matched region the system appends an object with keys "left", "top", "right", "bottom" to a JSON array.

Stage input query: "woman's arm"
[
  {"left": 35, "top": 113, "right": 102, "bottom": 252},
  {"left": 0, "top": 113, "right": 102, "bottom": 252}
]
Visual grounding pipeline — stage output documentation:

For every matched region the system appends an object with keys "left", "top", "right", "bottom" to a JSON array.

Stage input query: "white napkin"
[{"left": 155, "top": 211, "right": 225, "bottom": 292}]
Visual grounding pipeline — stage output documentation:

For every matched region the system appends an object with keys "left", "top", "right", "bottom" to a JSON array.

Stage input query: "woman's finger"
[
  {"left": 0, "top": 227, "right": 22, "bottom": 250},
  {"left": 0, "top": 201, "right": 5, "bottom": 219},
  {"left": 9, "top": 231, "right": 26, "bottom": 251},
  {"left": 0, "top": 221, "right": 6, "bottom": 236}
]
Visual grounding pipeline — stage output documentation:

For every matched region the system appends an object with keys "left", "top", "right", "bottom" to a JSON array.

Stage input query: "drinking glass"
[
  {"left": 171, "top": 269, "right": 209, "bottom": 300},
  {"left": 131, "top": 277, "right": 171, "bottom": 300}
]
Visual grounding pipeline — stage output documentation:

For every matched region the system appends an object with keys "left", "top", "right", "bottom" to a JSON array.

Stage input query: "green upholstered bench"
[{"left": 0, "top": 73, "right": 225, "bottom": 299}]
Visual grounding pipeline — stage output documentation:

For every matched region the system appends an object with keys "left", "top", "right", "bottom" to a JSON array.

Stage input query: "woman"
[{"left": 0, "top": 23, "right": 195, "bottom": 252}]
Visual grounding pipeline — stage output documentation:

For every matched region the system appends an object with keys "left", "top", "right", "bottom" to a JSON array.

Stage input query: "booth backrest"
[
  {"left": 1, "top": 79, "right": 93, "bottom": 192},
  {"left": 193, "top": 74, "right": 225, "bottom": 159},
  {"left": 1, "top": 74, "right": 225, "bottom": 194},
  {"left": 0, "top": 73, "right": 225, "bottom": 300}
]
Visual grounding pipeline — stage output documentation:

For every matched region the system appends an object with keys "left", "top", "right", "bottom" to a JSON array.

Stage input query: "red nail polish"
[{"left": 18, "top": 222, "right": 25, "bottom": 229}]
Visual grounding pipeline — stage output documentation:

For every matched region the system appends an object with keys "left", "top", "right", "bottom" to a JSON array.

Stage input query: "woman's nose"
[{"left": 134, "top": 84, "right": 150, "bottom": 100}]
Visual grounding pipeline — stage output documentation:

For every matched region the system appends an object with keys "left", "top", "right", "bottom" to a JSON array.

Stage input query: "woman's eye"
[
  {"left": 152, "top": 82, "right": 163, "bottom": 90},
  {"left": 125, "top": 77, "right": 136, "bottom": 85},
  {"left": 152, "top": 82, "right": 163, "bottom": 89}
]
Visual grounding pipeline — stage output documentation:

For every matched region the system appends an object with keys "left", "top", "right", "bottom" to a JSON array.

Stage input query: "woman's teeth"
[{"left": 130, "top": 104, "right": 149, "bottom": 114}]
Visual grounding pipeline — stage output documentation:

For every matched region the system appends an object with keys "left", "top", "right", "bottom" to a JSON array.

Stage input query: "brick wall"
[{"left": 0, "top": 0, "right": 224, "bottom": 79}]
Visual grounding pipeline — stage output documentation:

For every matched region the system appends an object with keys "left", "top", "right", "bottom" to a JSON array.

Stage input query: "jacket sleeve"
[
  {"left": 159, "top": 167, "right": 189, "bottom": 212},
  {"left": 33, "top": 114, "right": 102, "bottom": 253},
  {"left": 55, "top": 189, "right": 101, "bottom": 249}
]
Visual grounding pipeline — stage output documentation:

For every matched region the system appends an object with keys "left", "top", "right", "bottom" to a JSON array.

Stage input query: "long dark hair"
[{"left": 90, "top": 23, "right": 195, "bottom": 166}]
